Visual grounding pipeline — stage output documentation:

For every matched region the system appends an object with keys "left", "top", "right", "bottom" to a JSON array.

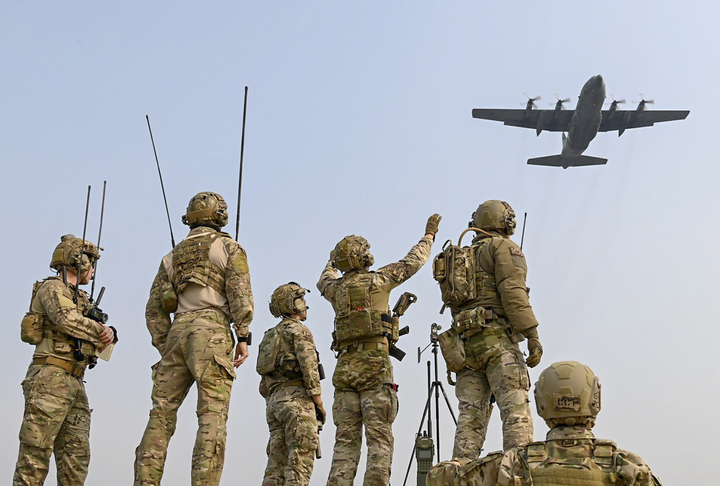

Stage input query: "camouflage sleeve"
[
  {"left": 145, "top": 262, "right": 173, "bottom": 353},
  {"left": 490, "top": 238, "right": 539, "bottom": 334},
  {"left": 223, "top": 240, "right": 254, "bottom": 338},
  {"left": 375, "top": 235, "right": 433, "bottom": 290},
  {"left": 317, "top": 259, "right": 339, "bottom": 301},
  {"left": 37, "top": 280, "right": 104, "bottom": 345},
  {"left": 614, "top": 449, "right": 659, "bottom": 486},
  {"left": 294, "top": 323, "right": 322, "bottom": 396}
]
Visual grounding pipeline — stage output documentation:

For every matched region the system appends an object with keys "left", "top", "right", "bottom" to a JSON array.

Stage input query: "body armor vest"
[
  {"left": 525, "top": 439, "right": 617, "bottom": 486},
  {"left": 332, "top": 272, "right": 392, "bottom": 348},
  {"left": 171, "top": 232, "right": 226, "bottom": 295},
  {"left": 257, "top": 321, "right": 302, "bottom": 379}
]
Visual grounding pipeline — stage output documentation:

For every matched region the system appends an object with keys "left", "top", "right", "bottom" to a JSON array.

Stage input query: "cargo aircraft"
[{"left": 471, "top": 75, "right": 689, "bottom": 168}]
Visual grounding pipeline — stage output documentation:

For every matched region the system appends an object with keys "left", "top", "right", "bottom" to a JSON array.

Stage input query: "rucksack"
[{"left": 432, "top": 228, "right": 481, "bottom": 312}]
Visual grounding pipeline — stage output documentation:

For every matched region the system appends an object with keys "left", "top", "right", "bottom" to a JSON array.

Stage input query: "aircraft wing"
[
  {"left": 472, "top": 109, "right": 574, "bottom": 132},
  {"left": 599, "top": 110, "right": 689, "bottom": 132}
]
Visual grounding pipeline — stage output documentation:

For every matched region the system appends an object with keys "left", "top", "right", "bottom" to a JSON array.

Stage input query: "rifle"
[{"left": 387, "top": 292, "right": 417, "bottom": 361}]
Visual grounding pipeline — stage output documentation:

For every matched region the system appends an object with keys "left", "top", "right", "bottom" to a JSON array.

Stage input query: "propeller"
[
  {"left": 522, "top": 93, "right": 541, "bottom": 110},
  {"left": 550, "top": 93, "right": 571, "bottom": 110},
  {"left": 632, "top": 93, "right": 655, "bottom": 106},
  {"left": 605, "top": 94, "right": 626, "bottom": 111}
]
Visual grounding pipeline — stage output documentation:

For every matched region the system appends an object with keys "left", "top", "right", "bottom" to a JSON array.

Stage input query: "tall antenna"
[
  {"left": 90, "top": 181, "right": 106, "bottom": 301},
  {"left": 520, "top": 212, "right": 528, "bottom": 251},
  {"left": 235, "top": 86, "right": 249, "bottom": 241},
  {"left": 146, "top": 115, "right": 176, "bottom": 247}
]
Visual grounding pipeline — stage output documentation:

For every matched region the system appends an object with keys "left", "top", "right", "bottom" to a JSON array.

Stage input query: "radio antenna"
[
  {"left": 146, "top": 115, "right": 176, "bottom": 247},
  {"left": 235, "top": 86, "right": 249, "bottom": 241}
]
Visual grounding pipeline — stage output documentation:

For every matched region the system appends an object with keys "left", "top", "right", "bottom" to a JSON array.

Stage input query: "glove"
[
  {"left": 315, "top": 402, "right": 327, "bottom": 425},
  {"left": 425, "top": 213, "right": 442, "bottom": 237},
  {"left": 523, "top": 327, "right": 543, "bottom": 368}
]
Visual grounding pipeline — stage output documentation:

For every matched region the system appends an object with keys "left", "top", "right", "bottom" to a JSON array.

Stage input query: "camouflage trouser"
[
  {"left": 134, "top": 310, "right": 236, "bottom": 486},
  {"left": 327, "top": 349, "right": 398, "bottom": 486},
  {"left": 452, "top": 322, "right": 532, "bottom": 459},
  {"left": 262, "top": 385, "right": 318, "bottom": 486},
  {"left": 13, "top": 364, "right": 91, "bottom": 486}
]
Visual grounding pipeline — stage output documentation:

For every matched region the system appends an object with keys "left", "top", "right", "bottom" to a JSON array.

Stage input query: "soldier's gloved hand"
[
  {"left": 425, "top": 213, "right": 442, "bottom": 238},
  {"left": 329, "top": 250, "right": 337, "bottom": 268},
  {"left": 314, "top": 402, "right": 327, "bottom": 425},
  {"left": 523, "top": 327, "right": 543, "bottom": 368}
]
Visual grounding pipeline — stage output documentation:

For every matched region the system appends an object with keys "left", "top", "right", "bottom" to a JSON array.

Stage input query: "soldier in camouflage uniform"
[
  {"left": 318, "top": 214, "right": 442, "bottom": 486},
  {"left": 427, "top": 361, "right": 662, "bottom": 486},
  {"left": 14, "top": 235, "right": 117, "bottom": 486},
  {"left": 443, "top": 200, "right": 542, "bottom": 459},
  {"left": 134, "top": 192, "right": 254, "bottom": 486},
  {"left": 257, "top": 282, "right": 325, "bottom": 486}
]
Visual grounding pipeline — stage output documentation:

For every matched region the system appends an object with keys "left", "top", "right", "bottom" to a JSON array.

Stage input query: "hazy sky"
[{"left": 2, "top": 2, "right": 717, "bottom": 485}]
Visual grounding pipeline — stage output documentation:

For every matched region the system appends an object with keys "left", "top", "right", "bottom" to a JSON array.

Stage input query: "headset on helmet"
[
  {"left": 269, "top": 282, "right": 309, "bottom": 318},
  {"left": 534, "top": 361, "right": 601, "bottom": 428},
  {"left": 50, "top": 234, "right": 101, "bottom": 274},
  {"left": 470, "top": 200, "right": 517, "bottom": 235},
  {"left": 182, "top": 192, "right": 229, "bottom": 229},
  {"left": 333, "top": 235, "right": 374, "bottom": 272}
]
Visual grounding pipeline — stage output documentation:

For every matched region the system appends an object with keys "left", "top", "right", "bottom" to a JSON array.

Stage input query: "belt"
[
  {"left": 339, "top": 337, "right": 389, "bottom": 356},
  {"left": 33, "top": 356, "right": 85, "bottom": 378}
]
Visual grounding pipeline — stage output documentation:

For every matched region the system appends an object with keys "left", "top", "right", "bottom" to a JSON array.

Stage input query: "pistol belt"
[
  {"left": 33, "top": 356, "right": 85, "bottom": 378},
  {"left": 338, "top": 336, "right": 389, "bottom": 356}
]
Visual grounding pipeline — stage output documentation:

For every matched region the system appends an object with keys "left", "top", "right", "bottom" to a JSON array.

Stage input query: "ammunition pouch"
[
  {"left": 21, "top": 313, "right": 44, "bottom": 344},
  {"left": 438, "top": 326, "right": 466, "bottom": 375}
]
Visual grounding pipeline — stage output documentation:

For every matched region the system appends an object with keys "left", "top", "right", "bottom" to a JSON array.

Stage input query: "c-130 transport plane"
[{"left": 472, "top": 75, "right": 689, "bottom": 168}]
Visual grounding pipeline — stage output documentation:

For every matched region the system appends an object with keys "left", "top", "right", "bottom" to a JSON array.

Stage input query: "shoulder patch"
[
  {"left": 510, "top": 247, "right": 524, "bottom": 257},
  {"left": 232, "top": 250, "right": 249, "bottom": 273}
]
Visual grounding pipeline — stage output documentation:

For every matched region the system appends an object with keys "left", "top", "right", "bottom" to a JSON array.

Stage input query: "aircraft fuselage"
[{"left": 562, "top": 75, "right": 606, "bottom": 157}]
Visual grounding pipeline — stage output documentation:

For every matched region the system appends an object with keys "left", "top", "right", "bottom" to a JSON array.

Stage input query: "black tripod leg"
[{"left": 437, "top": 380, "right": 458, "bottom": 426}]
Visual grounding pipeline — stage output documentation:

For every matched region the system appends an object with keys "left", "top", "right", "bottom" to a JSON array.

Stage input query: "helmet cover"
[
  {"left": 50, "top": 234, "right": 101, "bottom": 273},
  {"left": 534, "top": 361, "right": 601, "bottom": 427},
  {"left": 470, "top": 200, "right": 517, "bottom": 235},
  {"left": 333, "top": 235, "right": 374, "bottom": 272},
  {"left": 182, "top": 192, "right": 229, "bottom": 228},
  {"left": 269, "top": 282, "right": 309, "bottom": 318}
]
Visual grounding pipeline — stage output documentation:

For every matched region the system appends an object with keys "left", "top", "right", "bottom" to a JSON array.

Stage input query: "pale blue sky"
[{"left": 1, "top": 2, "right": 717, "bottom": 485}]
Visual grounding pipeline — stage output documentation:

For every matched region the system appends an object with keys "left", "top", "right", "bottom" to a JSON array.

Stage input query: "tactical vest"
[
  {"left": 171, "top": 232, "right": 226, "bottom": 295},
  {"left": 332, "top": 272, "right": 392, "bottom": 349},
  {"left": 471, "top": 239, "right": 499, "bottom": 303},
  {"left": 525, "top": 439, "right": 617, "bottom": 486},
  {"left": 32, "top": 278, "right": 97, "bottom": 363}
]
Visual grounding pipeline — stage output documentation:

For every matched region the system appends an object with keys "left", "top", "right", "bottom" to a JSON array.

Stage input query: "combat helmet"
[
  {"left": 182, "top": 192, "right": 229, "bottom": 229},
  {"left": 50, "top": 234, "right": 101, "bottom": 274},
  {"left": 534, "top": 361, "right": 601, "bottom": 428},
  {"left": 470, "top": 200, "right": 517, "bottom": 235},
  {"left": 333, "top": 235, "right": 374, "bottom": 272},
  {"left": 269, "top": 282, "right": 309, "bottom": 318}
]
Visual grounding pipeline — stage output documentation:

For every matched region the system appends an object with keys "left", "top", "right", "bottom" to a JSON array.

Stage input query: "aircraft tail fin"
[{"left": 527, "top": 154, "right": 608, "bottom": 168}]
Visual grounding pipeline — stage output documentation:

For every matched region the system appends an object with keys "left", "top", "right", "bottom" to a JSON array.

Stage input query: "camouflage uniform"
[
  {"left": 259, "top": 317, "right": 322, "bottom": 486},
  {"left": 134, "top": 226, "right": 253, "bottom": 486},
  {"left": 14, "top": 277, "right": 109, "bottom": 486},
  {"left": 427, "top": 427, "right": 661, "bottom": 486},
  {"left": 318, "top": 235, "right": 434, "bottom": 486},
  {"left": 450, "top": 231, "right": 538, "bottom": 459}
]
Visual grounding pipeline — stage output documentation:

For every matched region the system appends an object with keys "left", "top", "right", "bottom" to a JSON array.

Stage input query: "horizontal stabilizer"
[{"left": 527, "top": 154, "right": 608, "bottom": 168}]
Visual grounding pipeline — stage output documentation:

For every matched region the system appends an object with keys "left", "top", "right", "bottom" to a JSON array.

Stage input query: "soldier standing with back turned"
[
  {"left": 134, "top": 191, "right": 254, "bottom": 486},
  {"left": 14, "top": 235, "right": 117, "bottom": 486},
  {"left": 257, "top": 282, "right": 325, "bottom": 486},
  {"left": 442, "top": 200, "right": 542, "bottom": 459},
  {"left": 317, "top": 213, "right": 441, "bottom": 486}
]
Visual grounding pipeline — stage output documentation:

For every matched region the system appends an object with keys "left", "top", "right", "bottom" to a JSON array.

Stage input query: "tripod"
[{"left": 402, "top": 323, "right": 457, "bottom": 486}]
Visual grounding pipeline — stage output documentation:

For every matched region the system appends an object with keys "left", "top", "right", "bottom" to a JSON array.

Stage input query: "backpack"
[
  {"left": 256, "top": 326, "right": 281, "bottom": 375},
  {"left": 432, "top": 228, "right": 481, "bottom": 312}
]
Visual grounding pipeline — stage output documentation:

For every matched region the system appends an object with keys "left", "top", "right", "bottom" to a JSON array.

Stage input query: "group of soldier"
[{"left": 14, "top": 190, "right": 660, "bottom": 486}]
